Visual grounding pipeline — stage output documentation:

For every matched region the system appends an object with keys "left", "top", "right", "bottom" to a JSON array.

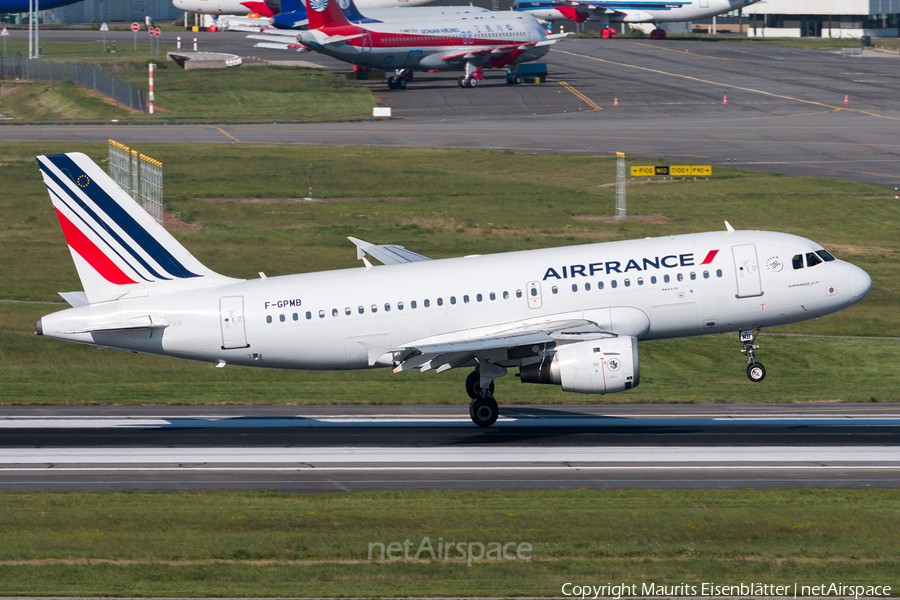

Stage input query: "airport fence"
[
  {"left": 109, "top": 140, "right": 164, "bottom": 226},
  {"left": 0, "top": 53, "right": 146, "bottom": 113}
]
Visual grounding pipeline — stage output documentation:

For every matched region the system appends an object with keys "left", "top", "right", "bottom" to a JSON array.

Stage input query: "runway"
[
  {"left": 1, "top": 403, "right": 898, "bottom": 491},
  {"left": 4, "top": 33, "right": 900, "bottom": 186}
]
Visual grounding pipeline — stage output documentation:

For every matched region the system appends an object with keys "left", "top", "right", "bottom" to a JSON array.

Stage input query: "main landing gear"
[
  {"left": 740, "top": 329, "right": 766, "bottom": 383},
  {"left": 458, "top": 65, "right": 484, "bottom": 89},
  {"left": 387, "top": 69, "right": 412, "bottom": 90},
  {"left": 466, "top": 369, "right": 499, "bottom": 427}
]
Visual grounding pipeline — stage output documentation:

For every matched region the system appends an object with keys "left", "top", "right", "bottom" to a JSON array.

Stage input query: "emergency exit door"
[
  {"left": 732, "top": 244, "right": 763, "bottom": 298},
  {"left": 220, "top": 296, "right": 250, "bottom": 349},
  {"left": 526, "top": 281, "right": 542, "bottom": 308}
]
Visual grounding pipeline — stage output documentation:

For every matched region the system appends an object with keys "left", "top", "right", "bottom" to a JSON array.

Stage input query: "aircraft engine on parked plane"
[{"left": 519, "top": 336, "right": 639, "bottom": 394}]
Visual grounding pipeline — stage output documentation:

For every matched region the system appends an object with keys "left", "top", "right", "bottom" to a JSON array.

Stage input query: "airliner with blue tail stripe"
[
  {"left": 513, "top": 0, "right": 759, "bottom": 30},
  {"left": 34, "top": 152, "right": 871, "bottom": 427}
]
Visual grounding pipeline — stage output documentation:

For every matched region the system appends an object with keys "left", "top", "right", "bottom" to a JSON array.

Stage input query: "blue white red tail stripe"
[
  {"left": 42, "top": 154, "right": 200, "bottom": 280},
  {"left": 37, "top": 152, "right": 236, "bottom": 305}
]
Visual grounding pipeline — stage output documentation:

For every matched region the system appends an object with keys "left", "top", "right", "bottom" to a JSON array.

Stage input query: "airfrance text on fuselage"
[{"left": 542, "top": 253, "right": 701, "bottom": 281}]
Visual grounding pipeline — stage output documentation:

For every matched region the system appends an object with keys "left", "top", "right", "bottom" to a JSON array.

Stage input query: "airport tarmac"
[
  {"left": 1, "top": 403, "right": 898, "bottom": 491},
  {"left": 4, "top": 32, "right": 900, "bottom": 186}
]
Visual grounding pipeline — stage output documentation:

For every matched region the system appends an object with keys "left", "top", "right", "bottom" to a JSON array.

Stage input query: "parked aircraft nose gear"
[
  {"left": 387, "top": 76, "right": 406, "bottom": 90},
  {"left": 465, "top": 370, "right": 495, "bottom": 400},
  {"left": 469, "top": 396, "right": 499, "bottom": 427},
  {"left": 506, "top": 76, "right": 521, "bottom": 85},
  {"left": 458, "top": 76, "right": 478, "bottom": 88},
  {"left": 740, "top": 329, "right": 765, "bottom": 382}
]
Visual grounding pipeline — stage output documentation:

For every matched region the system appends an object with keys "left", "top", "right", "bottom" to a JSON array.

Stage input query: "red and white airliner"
[{"left": 285, "top": 0, "right": 566, "bottom": 88}]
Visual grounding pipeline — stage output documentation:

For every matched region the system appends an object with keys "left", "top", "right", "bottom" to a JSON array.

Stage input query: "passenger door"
[
  {"left": 732, "top": 244, "right": 763, "bottom": 298},
  {"left": 220, "top": 296, "right": 249, "bottom": 349}
]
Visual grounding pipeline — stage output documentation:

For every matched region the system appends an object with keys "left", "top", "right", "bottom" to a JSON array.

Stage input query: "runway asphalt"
[
  {"left": 1, "top": 403, "right": 898, "bottom": 491},
  {"left": 3, "top": 32, "right": 900, "bottom": 186}
]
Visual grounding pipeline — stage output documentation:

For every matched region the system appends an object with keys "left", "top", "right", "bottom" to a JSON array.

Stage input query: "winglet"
[{"left": 724, "top": 221, "right": 735, "bottom": 232}]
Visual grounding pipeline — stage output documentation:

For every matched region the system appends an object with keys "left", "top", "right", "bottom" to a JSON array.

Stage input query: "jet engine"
[{"left": 519, "top": 336, "right": 639, "bottom": 394}]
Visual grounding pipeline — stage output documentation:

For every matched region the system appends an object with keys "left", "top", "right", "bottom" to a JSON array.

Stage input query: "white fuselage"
[
  {"left": 301, "top": 11, "right": 550, "bottom": 70},
  {"left": 39, "top": 230, "right": 871, "bottom": 371},
  {"left": 517, "top": 0, "right": 757, "bottom": 24}
]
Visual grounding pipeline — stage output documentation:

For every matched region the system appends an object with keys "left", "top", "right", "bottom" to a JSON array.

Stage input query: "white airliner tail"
[{"left": 37, "top": 152, "right": 238, "bottom": 305}]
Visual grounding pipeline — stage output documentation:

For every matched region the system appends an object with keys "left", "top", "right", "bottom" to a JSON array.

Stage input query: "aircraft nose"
[{"left": 847, "top": 264, "right": 872, "bottom": 304}]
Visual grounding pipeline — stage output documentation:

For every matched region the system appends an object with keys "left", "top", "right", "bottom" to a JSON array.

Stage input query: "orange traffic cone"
[
  {"left": 614, "top": 96, "right": 618, "bottom": 106},
  {"left": 723, "top": 94, "right": 728, "bottom": 105},
  {"left": 844, "top": 94, "right": 849, "bottom": 104}
]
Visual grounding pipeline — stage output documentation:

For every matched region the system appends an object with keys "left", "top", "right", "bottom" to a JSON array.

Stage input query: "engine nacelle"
[{"left": 519, "top": 336, "right": 639, "bottom": 394}]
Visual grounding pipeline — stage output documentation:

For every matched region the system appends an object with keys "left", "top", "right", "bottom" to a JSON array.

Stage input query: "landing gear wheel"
[
  {"left": 506, "top": 76, "right": 521, "bottom": 85},
  {"left": 469, "top": 77, "right": 478, "bottom": 88},
  {"left": 387, "top": 77, "right": 396, "bottom": 89},
  {"left": 396, "top": 76, "right": 407, "bottom": 90},
  {"left": 458, "top": 76, "right": 466, "bottom": 88},
  {"left": 465, "top": 370, "right": 495, "bottom": 400},
  {"left": 747, "top": 362, "right": 766, "bottom": 383},
  {"left": 469, "top": 396, "right": 499, "bottom": 427}
]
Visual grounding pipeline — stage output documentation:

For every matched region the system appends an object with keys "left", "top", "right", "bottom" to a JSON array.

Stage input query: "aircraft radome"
[{"left": 35, "top": 153, "right": 872, "bottom": 427}]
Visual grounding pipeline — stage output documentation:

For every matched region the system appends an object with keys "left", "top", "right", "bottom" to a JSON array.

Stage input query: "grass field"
[
  {"left": 0, "top": 489, "right": 897, "bottom": 597},
  {"left": 0, "top": 45, "right": 375, "bottom": 122},
  {"left": 0, "top": 142, "right": 897, "bottom": 404}
]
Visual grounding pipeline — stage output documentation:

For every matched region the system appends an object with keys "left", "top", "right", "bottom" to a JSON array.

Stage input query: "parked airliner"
[
  {"left": 513, "top": 0, "right": 760, "bottom": 39},
  {"left": 35, "top": 153, "right": 872, "bottom": 427},
  {"left": 172, "top": 0, "right": 281, "bottom": 16},
  {"left": 281, "top": 0, "right": 563, "bottom": 88}
]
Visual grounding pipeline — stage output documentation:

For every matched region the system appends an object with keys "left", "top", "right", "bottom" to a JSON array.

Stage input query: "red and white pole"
[
  {"left": 193, "top": 37, "right": 197, "bottom": 51},
  {"left": 177, "top": 36, "right": 181, "bottom": 50},
  {"left": 148, "top": 63, "right": 154, "bottom": 115}
]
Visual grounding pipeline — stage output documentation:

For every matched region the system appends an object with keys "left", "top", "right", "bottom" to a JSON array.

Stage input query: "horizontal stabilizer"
[{"left": 64, "top": 315, "right": 169, "bottom": 335}]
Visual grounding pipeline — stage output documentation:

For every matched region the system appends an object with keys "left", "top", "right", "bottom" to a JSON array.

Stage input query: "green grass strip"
[{"left": 0, "top": 490, "right": 898, "bottom": 597}]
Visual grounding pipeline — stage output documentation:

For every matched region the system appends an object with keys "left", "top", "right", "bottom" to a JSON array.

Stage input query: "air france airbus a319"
[{"left": 35, "top": 153, "right": 872, "bottom": 427}]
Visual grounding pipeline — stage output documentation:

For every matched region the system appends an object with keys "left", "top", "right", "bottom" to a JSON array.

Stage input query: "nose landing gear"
[{"left": 740, "top": 329, "right": 766, "bottom": 382}]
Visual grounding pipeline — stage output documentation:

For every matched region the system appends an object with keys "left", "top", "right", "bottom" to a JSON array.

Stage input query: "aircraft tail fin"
[
  {"left": 37, "top": 152, "right": 237, "bottom": 305},
  {"left": 305, "top": 0, "right": 353, "bottom": 29}
]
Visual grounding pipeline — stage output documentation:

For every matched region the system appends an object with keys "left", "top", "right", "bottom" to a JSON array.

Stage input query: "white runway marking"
[
  {"left": 1, "top": 446, "right": 898, "bottom": 466},
  {"left": 1, "top": 414, "right": 899, "bottom": 428}
]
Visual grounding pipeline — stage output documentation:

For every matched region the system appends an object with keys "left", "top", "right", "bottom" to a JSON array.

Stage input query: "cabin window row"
[
  {"left": 550, "top": 270, "right": 723, "bottom": 293},
  {"left": 264, "top": 269, "right": 727, "bottom": 323},
  {"left": 265, "top": 289, "right": 526, "bottom": 324}
]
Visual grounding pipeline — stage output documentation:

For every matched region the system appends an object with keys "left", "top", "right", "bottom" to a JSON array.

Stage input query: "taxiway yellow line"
[
  {"left": 554, "top": 79, "right": 601, "bottom": 110},
  {"left": 204, "top": 125, "right": 241, "bottom": 143}
]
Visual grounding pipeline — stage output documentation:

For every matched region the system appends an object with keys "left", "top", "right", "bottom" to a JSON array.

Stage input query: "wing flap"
[{"left": 390, "top": 319, "right": 614, "bottom": 374}]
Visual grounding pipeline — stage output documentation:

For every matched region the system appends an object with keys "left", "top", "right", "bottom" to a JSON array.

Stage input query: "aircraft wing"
[
  {"left": 348, "top": 237, "right": 433, "bottom": 266},
  {"left": 567, "top": 1, "right": 624, "bottom": 15},
  {"left": 388, "top": 319, "right": 613, "bottom": 372},
  {"left": 440, "top": 41, "right": 538, "bottom": 63}
]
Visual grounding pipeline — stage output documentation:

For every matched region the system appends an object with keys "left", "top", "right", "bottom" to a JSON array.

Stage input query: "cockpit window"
[
  {"left": 806, "top": 252, "right": 822, "bottom": 267},
  {"left": 816, "top": 249, "right": 836, "bottom": 262},
  {"left": 792, "top": 254, "right": 804, "bottom": 270}
]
